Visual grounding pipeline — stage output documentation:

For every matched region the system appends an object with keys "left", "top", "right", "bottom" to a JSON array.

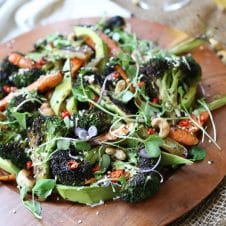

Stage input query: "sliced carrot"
[
  {"left": 178, "top": 111, "right": 209, "bottom": 133},
  {"left": 27, "top": 71, "right": 63, "bottom": 92},
  {"left": 168, "top": 127, "right": 199, "bottom": 146},
  {"left": 70, "top": 58, "right": 84, "bottom": 78},
  {"left": 0, "top": 72, "right": 63, "bottom": 111},
  {"left": 114, "top": 65, "right": 135, "bottom": 93},
  {"left": 0, "top": 174, "right": 16, "bottom": 182},
  {"left": 85, "top": 37, "right": 96, "bottom": 49},
  {"left": 8, "top": 52, "right": 34, "bottom": 69},
  {"left": 0, "top": 92, "right": 17, "bottom": 111},
  {"left": 98, "top": 31, "right": 121, "bottom": 56}
]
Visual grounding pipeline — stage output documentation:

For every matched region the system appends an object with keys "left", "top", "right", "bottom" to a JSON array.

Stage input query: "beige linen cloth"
[
  {"left": 115, "top": 0, "right": 226, "bottom": 47},
  {"left": 0, "top": 0, "right": 130, "bottom": 42}
]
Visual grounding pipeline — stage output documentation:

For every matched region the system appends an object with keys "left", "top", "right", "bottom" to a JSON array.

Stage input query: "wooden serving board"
[{"left": 0, "top": 18, "right": 226, "bottom": 226}]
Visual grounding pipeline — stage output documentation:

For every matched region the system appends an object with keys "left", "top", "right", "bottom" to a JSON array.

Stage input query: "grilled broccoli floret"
[
  {"left": 28, "top": 115, "right": 68, "bottom": 149},
  {"left": 140, "top": 55, "right": 201, "bottom": 115},
  {"left": 9, "top": 68, "right": 44, "bottom": 88},
  {"left": 27, "top": 116, "right": 68, "bottom": 179},
  {"left": 76, "top": 108, "right": 112, "bottom": 134},
  {"left": 7, "top": 94, "right": 41, "bottom": 113},
  {"left": 0, "top": 57, "right": 18, "bottom": 75},
  {"left": 0, "top": 57, "right": 19, "bottom": 98},
  {"left": 138, "top": 157, "right": 157, "bottom": 170},
  {"left": 50, "top": 149, "right": 93, "bottom": 186},
  {"left": 103, "top": 16, "right": 125, "bottom": 30},
  {"left": 120, "top": 172, "right": 160, "bottom": 203},
  {"left": 0, "top": 142, "right": 30, "bottom": 169}
]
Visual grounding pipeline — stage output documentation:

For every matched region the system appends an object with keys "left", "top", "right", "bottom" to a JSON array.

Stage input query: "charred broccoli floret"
[
  {"left": 7, "top": 94, "right": 41, "bottom": 113},
  {"left": 27, "top": 116, "right": 69, "bottom": 179},
  {"left": 50, "top": 149, "right": 93, "bottom": 186},
  {"left": 120, "top": 172, "right": 160, "bottom": 203},
  {"left": 138, "top": 157, "right": 157, "bottom": 170},
  {"left": 28, "top": 115, "right": 68, "bottom": 149},
  {"left": 0, "top": 57, "right": 18, "bottom": 98},
  {"left": 103, "top": 16, "right": 125, "bottom": 30},
  {"left": 9, "top": 68, "right": 44, "bottom": 88},
  {"left": 0, "top": 57, "right": 18, "bottom": 75},
  {"left": 0, "top": 142, "right": 30, "bottom": 169},
  {"left": 76, "top": 108, "right": 112, "bottom": 134},
  {"left": 140, "top": 55, "right": 201, "bottom": 114}
]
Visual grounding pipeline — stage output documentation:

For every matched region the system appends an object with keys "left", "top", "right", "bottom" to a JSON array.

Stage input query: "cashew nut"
[
  {"left": 115, "top": 80, "right": 126, "bottom": 94},
  {"left": 105, "top": 147, "right": 116, "bottom": 155},
  {"left": 209, "top": 38, "right": 224, "bottom": 52},
  {"left": 217, "top": 50, "right": 226, "bottom": 65},
  {"left": 151, "top": 117, "right": 170, "bottom": 138},
  {"left": 39, "top": 102, "right": 55, "bottom": 116},
  {"left": 16, "top": 169, "right": 35, "bottom": 191},
  {"left": 114, "top": 149, "right": 126, "bottom": 160}
]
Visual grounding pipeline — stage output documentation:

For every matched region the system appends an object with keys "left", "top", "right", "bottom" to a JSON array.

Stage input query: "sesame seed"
[
  {"left": 12, "top": 209, "right": 16, "bottom": 214},
  {"left": 208, "top": 160, "right": 213, "bottom": 165},
  {"left": 77, "top": 219, "right": 82, "bottom": 224},
  {"left": 96, "top": 211, "right": 99, "bottom": 215}
]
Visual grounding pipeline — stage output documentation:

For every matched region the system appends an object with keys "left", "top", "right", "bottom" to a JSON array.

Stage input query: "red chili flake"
[
  {"left": 61, "top": 110, "right": 70, "bottom": 119},
  {"left": 148, "top": 128, "right": 155, "bottom": 135},
  {"left": 179, "top": 119, "right": 189, "bottom": 127},
  {"left": 109, "top": 169, "right": 125, "bottom": 179},
  {"left": 67, "top": 160, "right": 79, "bottom": 170},
  {"left": 92, "top": 165, "right": 101, "bottom": 172},
  {"left": 109, "top": 170, "right": 130, "bottom": 182},
  {"left": 152, "top": 97, "right": 159, "bottom": 104},
  {"left": 200, "top": 114, "right": 205, "bottom": 123},
  {"left": 3, "top": 85, "right": 11, "bottom": 93},
  {"left": 112, "top": 72, "right": 120, "bottom": 79},
  {"left": 35, "top": 58, "right": 46, "bottom": 67},
  {"left": 137, "top": 81, "right": 145, "bottom": 87},
  {"left": 26, "top": 161, "right": 33, "bottom": 170}
]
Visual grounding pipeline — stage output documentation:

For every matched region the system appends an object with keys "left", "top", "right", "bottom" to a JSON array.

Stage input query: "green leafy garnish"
[
  {"left": 32, "top": 179, "right": 56, "bottom": 200},
  {"left": 190, "top": 145, "right": 206, "bottom": 161},
  {"left": 144, "top": 135, "right": 163, "bottom": 158},
  {"left": 10, "top": 111, "right": 27, "bottom": 129}
]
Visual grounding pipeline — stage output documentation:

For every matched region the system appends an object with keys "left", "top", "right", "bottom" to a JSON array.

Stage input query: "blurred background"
[{"left": 0, "top": 0, "right": 226, "bottom": 45}]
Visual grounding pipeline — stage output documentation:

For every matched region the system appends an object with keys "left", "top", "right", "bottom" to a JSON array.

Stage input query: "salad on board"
[{"left": 0, "top": 16, "right": 226, "bottom": 219}]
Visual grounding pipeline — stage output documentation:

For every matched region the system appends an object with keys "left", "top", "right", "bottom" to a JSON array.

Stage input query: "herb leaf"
[
  {"left": 119, "top": 91, "right": 134, "bottom": 103},
  {"left": 144, "top": 135, "right": 163, "bottom": 158},
  {"left": 23, "top": 200, "right": 42, "bottom": 219},
  {"left": 57, "top": 139, "right": 71, "bottom": 150},
  {"left": 100, "top": 154, "right": 111, "bottom": 172},
  {"left": 11, "top": 111, "right": 27, "bottom": 129},
  {"left": 190, "top": 145, "right": 206, "bottom": 161},
  {"left": 32, "top": 179, "right": 56, "bottom": 201}
]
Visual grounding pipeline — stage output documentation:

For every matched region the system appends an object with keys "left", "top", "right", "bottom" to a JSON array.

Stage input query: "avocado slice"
[
  {"left": 66, "top": 95, "right": 77, "bottom": 114},
  {"left": 74, "top": 26, "right": 108, "bottom": 71},
  {"left": 0, "top": 157, "right": 19, "bottom": 175},
  {"left": 56, "top": 184, "right": 119, "bottom": 204},
  {"left": 161, "top": 151, "right": 193, "bottom": 167},
  {"left": 50, "top": 59, "right": 72, "bottom": 115}
]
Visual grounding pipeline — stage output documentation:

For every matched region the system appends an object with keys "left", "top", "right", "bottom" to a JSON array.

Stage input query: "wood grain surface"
[{"left": 0, "top": 18, "right": 226, "bottom": 226}]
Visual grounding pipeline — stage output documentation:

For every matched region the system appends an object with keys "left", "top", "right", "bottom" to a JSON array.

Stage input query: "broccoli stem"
[
  {"left": 194, "top": 95, "right": 226, "bottom": 114},
  {"left": 208, "top": 95, "right": 226, "bottom": 111},
  {"left": 169, "top": 36, "right": 207, "bottom": 55}
]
